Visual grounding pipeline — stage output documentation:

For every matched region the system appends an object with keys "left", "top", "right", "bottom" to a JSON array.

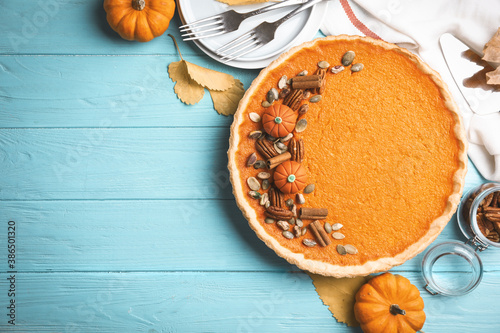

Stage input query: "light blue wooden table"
[{"left": 1, "top": 1, "right": 499, "bottom": 332}]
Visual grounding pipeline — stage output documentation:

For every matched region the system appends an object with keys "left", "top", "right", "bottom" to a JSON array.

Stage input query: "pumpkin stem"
[
  {"left": 132, "top": 0, "right": 146, "bottom": 11},
  {"left": 390, "top": 304, "right": 406, "bottom": 316},
  {"left": 168, "top": 34, "right": 184, "bottom": 61}
]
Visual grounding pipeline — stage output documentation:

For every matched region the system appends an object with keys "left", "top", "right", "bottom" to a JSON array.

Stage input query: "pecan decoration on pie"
[
  {"left": 289, "top": 138, "right": 305, "bottom": 163},
  {"left": 256, "top": 138, "right": 279, "bottom": 160}
]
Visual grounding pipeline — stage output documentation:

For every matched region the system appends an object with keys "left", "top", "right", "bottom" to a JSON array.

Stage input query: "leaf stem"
[{"left": 168, "top": 34, "right": 183, "bottom": 61}]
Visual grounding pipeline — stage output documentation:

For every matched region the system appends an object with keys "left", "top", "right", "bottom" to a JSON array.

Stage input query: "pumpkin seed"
[
  {"left": 337, "top": 244, "right": 347, "bottom": 255},
  {"left": 351, "top": 63, "right": 364, "bottom": 72},
  {"left": 249, "top": 112, "right": 261, "bottom": 122},
  {"left": 324, "top": 222, "right": 332, "bottom": 234},
  {"left": 262, "top": 179, "right": 270, "bottom": 190},
  {"left": 301, "top": 227, "right": 307, "bottom": 236},
  {"left": 247, "top": 177, "right": 260, "bottom": 191},
  {"left": 297, "top": 70, "right": 308, "bottom": 76},
  {"left": 287, "top": 78, "right": 293, "bottom": 85},
  {"left": 294, "top": 225, "right": 302, "bottom": 237},
  {"left": 275, "top": 142, "right": 288, "bottom": 152},
  {"left": 332, "top": 223, "right": 343, "bottom": 231},
  {"left": 283, "top": 231, "right": 294, "bottom": 239},
  {"left": 278, "top": 75, "right": 288, "bottom": 89},
  {"left": 265, "top": 201, "right": 271, "bottom": 209},
  {"left": 249, "top": 130, "right": 263, "bottom": 139},
  {"left": 342, "top": 51, "right": 355, "bottom": 66},
  {"left": 303, "top": 184, "right": 315, "bottom": 194},
  {"left": 331, "top": 65, "right": 345, "bottom": 74},
  {"left": 344, "top": 244, "right": 358, "bottom": 254},
  {"left": 262, "top": 101, "right": 272, "bottom": 108},
  {"left": 280, "top": 133, "right": 293, "bottom": 143},
  {"left": 318, "top": 60, "right": 330, "bottom": 69},
  {"left": 267, "top": 88, "right": 279, "bottom": 103},
  {"left": 277, "top": 220, "right": 290, "bottom": 231},
  {"left": 295, "top": 119, "right": 307, "bottom": 133},
  {"left": 265, "top": 217, "right": 275, "bottom": 224},
  {"left": 303, "top": 91, "right": 311, "bottom": 99},
  {"left": 296, "top": 218, "right": 303, "bottom": 228},
  {"left": 303, "top": 238, "right": 317, "bottom": 247},
  {"left": 266, "top": 133, "right": 277, "bottom": 142},
  {"left": 310, "top": 95, "right": 322, "bottom": 103},
  {"left": 332, "top": 232, "right": 345, "bottom": 240},
  {"left": 257, "top": 172, "right": 271, "bottom": 180},
  {"left": 288, "top": 218, "right": 296, "bottom": 225},
  {"left": 285, "top": 199, "right": 294, "bottom": 207},
  {"left": 246, "top": 153, "right": 257, "bottom": 167},
  {"left": 248, "top": 191, "right": 261, "bottom": 199},
  {"left": 254, "top": 160, "right": 266, "bottom": 169},
  {"left": 298, "top": 104, "right": 309, "bottom": 115},
  {"left": 296, "top": 193, "right": 305, "bottom": 205},
  {"left": 260, "top": 192, "right": 269, "bottom": 206}
]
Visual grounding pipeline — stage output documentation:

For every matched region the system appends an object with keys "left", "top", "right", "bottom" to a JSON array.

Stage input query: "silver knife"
[{"left": 440, "top": 33, "right": 500, "bottom": 115}]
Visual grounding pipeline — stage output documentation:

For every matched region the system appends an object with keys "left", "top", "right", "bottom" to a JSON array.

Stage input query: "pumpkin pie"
[{"left": 228, "top": 35, "right": 468, "bottom": 277}]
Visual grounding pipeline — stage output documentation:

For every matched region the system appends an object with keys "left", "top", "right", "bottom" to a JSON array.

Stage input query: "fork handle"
[
  {"left": 272, "top": 0, "right": 324, "bottom": 27},
  {"left": 240, "top": 0, "right": 308, "bottom": 20}
]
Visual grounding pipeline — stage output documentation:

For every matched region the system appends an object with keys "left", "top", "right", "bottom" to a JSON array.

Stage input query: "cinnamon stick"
[
  {"left": 309, "top": 220, "right": 331, "bottom": 247},
  {"left": 299, "top": 207, "right": 328, "bottom": 220},
  {"left": 267, "top": 152, "right": 291, "bottom": 169},
  {"left": 292, "top": 75, "right": 321, "bottom": 82},
  {"left": 292, "top": 79, "right": 322, "bottom": 90}
]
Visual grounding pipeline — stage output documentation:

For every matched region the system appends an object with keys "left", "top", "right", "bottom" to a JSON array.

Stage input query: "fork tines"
[
  {"left": 179, "top": 15, "right": 225, "bottom": 41},
  {"left": 216, "top": 29, "right": 264, "bottom": 63}
]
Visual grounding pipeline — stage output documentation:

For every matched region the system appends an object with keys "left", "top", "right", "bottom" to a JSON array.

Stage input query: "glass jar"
[{"left": 421, "top": 182, "right": 500, "bottom": 296}]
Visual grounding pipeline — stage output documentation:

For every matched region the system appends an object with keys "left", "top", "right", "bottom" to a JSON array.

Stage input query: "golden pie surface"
[{"left": 228, "top": 36, "right": 467, "bottom": 277}]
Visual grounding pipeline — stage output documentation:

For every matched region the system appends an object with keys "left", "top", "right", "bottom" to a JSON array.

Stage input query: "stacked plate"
[{"left": 177, "top": 0, "right": 329, "bottom": 69}]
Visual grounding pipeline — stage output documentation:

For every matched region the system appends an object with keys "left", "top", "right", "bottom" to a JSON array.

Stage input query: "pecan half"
[
  {"left": 268, "top": 187, "right": 284, "bottom": 208},
  {"left": 283, "top": 88, "right": 303, "bottom": 111},
  {"left": 256, "top": 138, "right": 278, "bottom": 160},
  {"left": 289, "top": 138, "right": 305, "bottom": 163},
  {"left": 265, "top": 205, "right": 294, "bottom": 220}
]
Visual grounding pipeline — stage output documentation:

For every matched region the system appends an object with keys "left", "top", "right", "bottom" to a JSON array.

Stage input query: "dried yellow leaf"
[
  {"left": 185, "top": 61, "right": 235, "bottom": 91},
  {"left": 308, "top": 273, "right": 370, "bottom": 327},
  {"left": 168, "top": 60, "right": 205, "bottom": 105},
  {"left": 209, "top": 79, "right": 245, "bottom": 116},
  {"left": 217, "top": 0, "right": 270, "bottom": 5}
]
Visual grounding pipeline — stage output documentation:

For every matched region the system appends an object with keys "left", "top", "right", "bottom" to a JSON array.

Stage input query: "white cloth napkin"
[{"left": 320, "top": 0, "right": 500, "bottom": 182}]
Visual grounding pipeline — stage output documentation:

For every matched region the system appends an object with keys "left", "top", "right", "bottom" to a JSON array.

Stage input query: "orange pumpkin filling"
[{"left": 231, "top": 36, "right": 466, "bottom": 271}]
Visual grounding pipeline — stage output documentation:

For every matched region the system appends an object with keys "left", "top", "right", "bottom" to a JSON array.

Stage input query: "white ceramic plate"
[{"left": 177, "top": 0, "right": 328, "bottom": 69}]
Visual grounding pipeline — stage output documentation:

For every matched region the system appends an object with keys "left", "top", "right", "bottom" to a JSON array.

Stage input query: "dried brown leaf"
[
  {"left": 308, "top": 273, "right": 370, "bottom": 327},
  {"left": 168, "top": 60, "right": 205, "bottom": 105},
  {"left": 486, "top": 67, "right": 500, "bottom": 85},
  {"left": 209, "top": 79, "right": 245, "bottom": 116},
  {"left": 185, "top": 62, "right": 235, "bottom": 91},
  {"left": 217, "top": 0, "right": 270, "bottom": 5}
]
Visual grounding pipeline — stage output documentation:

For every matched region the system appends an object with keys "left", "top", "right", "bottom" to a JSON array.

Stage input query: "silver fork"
[
  {"left": 179, "top": 0, "right": 309, "bottom": 41},
  {"left": 216, "top": 0, "right": 324, "bottom": 63}
]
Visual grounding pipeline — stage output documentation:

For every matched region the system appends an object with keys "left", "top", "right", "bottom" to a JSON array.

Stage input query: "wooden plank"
[
  {"left": 1, "top": 194, "right": 499, "bottom": 272},
  {"left": 0, "top": 271, "right": 498, "bottom": 332},
  {"left": 0, "top": 55, "right": 257, "bottom": 128},
  {"left": 0, "top": 1, "right": 200, "bottom": 56},
  {"left": 0, "top": 128, "right": 485, "bottom": 201},
  {"left": 0, "top": 128, "right": 236, "bottom": 200}
]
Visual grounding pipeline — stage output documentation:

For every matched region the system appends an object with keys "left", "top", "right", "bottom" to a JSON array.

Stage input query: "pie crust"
[{"left": 228, "top": 35, "right": 468, "bottom": 277}]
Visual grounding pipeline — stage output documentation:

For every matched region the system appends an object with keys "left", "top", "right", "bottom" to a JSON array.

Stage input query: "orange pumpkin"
[
  {"left": 262, "top": 104, "right": 297, "bottom": 138},
  {"left": 354, "top": 273, "right": 426, "bottom": 333},
  {"left": 274, "top": 161, "right": 307, "bottom": 194},
  {"left": 103, "top": 0, "right": 176, "bottom": 42}
]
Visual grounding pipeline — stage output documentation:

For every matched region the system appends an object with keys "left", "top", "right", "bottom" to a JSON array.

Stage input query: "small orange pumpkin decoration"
[
  {"left": 103, "top": 0, "right": 176, "bottom": 42},
  {"left": 354, "top": 273, "right": 426, "bottom": 333},
  {"left": 262, "top": 104, "right": 297, "bottom": 138},
  {"left": 274, "top": 161, "right": 307, "bottom": 194}
]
